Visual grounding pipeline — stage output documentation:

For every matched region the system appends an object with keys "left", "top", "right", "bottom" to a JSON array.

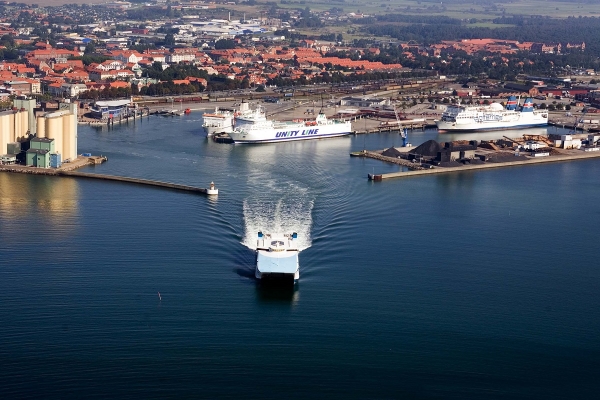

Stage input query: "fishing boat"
[{"left": 255, "top": 232, "right": 299, "bottom": 284}]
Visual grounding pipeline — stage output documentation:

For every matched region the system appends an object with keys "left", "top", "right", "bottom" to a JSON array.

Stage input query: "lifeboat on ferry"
[{"left": 305, "top": 121, "right": 317, "bottom": 126}]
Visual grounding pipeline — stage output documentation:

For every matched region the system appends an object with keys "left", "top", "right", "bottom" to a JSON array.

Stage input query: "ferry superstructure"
[
  {"left": 201, "top": 101, "right": 254, "bottom": 136},
  {"left": 229, "top": 107, "right": 352, "bottom": 144},
  {"left": 255, "top": 232, "right": 299, "bottom": 284},
  {"left": 435, "top": 97, "right": 548, "bottom": 132},
  {"left": 202, "top": 107, "right": 234, "bottom": 136}
]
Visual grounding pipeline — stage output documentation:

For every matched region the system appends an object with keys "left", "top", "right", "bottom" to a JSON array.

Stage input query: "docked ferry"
[
  {"left": 255, "top": 232, "right": 299, "bottom": 284},
  {"left": 201, "top": 101, "right": 254, "bottom": 136},
  {"left": 229, "top": 107, "right": 352, "bottom": 144},
  {"left": 435, "top": 97, "right": 548, "bottom": 132},
  {"left": 202, "top": 107, "right": 234, "bottom": 136}
]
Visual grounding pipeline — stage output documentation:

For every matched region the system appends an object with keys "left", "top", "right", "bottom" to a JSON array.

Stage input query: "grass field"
[
  {"left": 273, "top": 0, "right": 600, "bottom": 19},
  {"left": 15, "top": 0, "right": 600, "bottom": 18}
]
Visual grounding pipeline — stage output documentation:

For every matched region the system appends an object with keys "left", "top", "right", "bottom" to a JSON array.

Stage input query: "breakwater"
[
  {"left": 0, "top": 165, "right": 213, "bottom": 195},
  {"left": 59, "top": 171, "right": 211, "bottom": 194}
]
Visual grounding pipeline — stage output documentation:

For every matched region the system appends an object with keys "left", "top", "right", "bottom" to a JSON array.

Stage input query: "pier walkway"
[
  {"left": 0, "top": 164, "right": 213, "bottom": 195},
  {"left": 58, "top": 171, "right": 210, "bottom": 194}
]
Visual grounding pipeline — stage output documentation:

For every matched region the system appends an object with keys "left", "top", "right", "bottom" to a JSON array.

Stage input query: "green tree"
[
  {"left": 164, "top": 33, "right": 175, "bottom": 46},
  {"left": 84, "top": 42, "right": 96, "bottom": 54}
]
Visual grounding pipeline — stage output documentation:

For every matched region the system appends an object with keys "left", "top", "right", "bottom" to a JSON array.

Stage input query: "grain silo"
[
  {"left": 0, "top": 111, "right": 10, "bottom": 154},
  {"left": 8, "top": 112, "right": 15, "bottom": 143},
  {"left": 12, "top": 98, "right": 36, "bottom": 136},
  {"left": 62, "top": 113, "right": 77, "bottom": 161},
  {"left": 36, "top": 116, "right": 46, "bottom": 138},
  {"left": 13, "top": 111, "right": 21, "bottom": 143},
  {"left": 19, "top": 109, "right": 29, "bottom": 139},
  {"left": 45, "top": 114, "right": 64, "bottom": 159}
]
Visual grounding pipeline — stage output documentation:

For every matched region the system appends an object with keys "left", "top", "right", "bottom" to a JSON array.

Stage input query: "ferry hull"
[
  {"left": 230, "top": 122, "right": 352, "bottom": 144},
  {"left": 255, "top": 251, "right": 299, "bottom": 283},
  {"left": 436, "top": 122, "right": 548, "bottom": 132},
  {"left": 436, "top": 98, "right": 548, "bottom": 133},
  {"left": 203, "top": 125, "right": 233, "bottom": 136}
]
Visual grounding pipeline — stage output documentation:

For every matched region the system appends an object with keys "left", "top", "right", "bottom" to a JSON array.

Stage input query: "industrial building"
[
  {"left": 0, "top": 108, "right": 29, "bottom": 156},
  {"left": 1, "top": 100, "right": 78, "bottom": 168},
  {"left": 13, "top": 97, "right": 38, "bottom": 136},
  {"left": 35, "top": 103, "right": 78, "bottom": 162}
]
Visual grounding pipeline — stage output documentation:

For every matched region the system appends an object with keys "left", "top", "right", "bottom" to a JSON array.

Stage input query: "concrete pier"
[
  {"left": 365, "top": 149, "right": 600, "bottom": 181},
  {"left": 58, "top": 171, "right": 212, "bottom": 194},
  {"left": 0, "top": 164, "right": 215, "bottom": 195}
]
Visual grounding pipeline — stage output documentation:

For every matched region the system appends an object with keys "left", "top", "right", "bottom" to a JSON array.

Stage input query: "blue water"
[{"left": 1, "top": 115, "right": 599, "bottom": 398}]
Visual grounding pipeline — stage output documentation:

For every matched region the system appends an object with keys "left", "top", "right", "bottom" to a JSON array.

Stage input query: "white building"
[{"left": 166, "top": 53, "right": 196, "bottom": 63}]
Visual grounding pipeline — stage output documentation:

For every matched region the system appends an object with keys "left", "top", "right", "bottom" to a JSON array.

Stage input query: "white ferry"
[
  {"left": 202, "top": 107, "right": 234, "bottom": 136},
  {"left": 201, "top": 101, "right": 255, "bottom": 136},
  {"left": 229, "top": 107, "right": 352, "bottom": 144},
  {"left": 255, "top": 232, "right": 299, "bottom": 284},
  {"left": 435, "top": 97, "right": 548, "bottom": 132}
]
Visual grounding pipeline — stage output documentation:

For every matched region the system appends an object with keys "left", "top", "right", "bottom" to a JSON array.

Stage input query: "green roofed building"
[
  {"left": 30, "top": 137, "right": 55, "bottom": 153},
  {"left": 26, "top": 148, "right": 50, "bottom": 168}
]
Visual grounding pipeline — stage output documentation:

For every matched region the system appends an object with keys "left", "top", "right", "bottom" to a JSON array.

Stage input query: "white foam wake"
[{"left": 242, "top": 182, "right": 313, "bottom": 251}]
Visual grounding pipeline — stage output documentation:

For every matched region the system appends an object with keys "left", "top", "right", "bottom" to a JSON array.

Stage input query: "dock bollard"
[{"left": 206, "top": 182, "right": 218, "bottom": 195}]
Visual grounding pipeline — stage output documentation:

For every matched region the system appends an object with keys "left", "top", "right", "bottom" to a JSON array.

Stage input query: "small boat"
[
  {"left": 184, "top": 108, "right": 191, "bottom": 114},
  {"left": 255, "top": 232, "right": 299, "bottom": 284}
]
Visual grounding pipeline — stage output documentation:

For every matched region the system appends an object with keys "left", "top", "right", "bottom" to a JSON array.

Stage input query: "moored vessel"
[
  {"left": 202, "top": 107, "right": 235, "bottom": 136},
  {"left": 255, "top": 232, "right": 299, "bottom": 284},
  {"left": 229, "top": 109, "right": 352, "bottom": 144},
  {"left": 201, "top": 101, "right": 255, "bottom": 136},
  {"left": 435, "top": 97, "right": 548, "bottom": 132}
]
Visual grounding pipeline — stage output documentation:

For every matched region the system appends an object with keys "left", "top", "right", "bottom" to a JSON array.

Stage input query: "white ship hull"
[
  {"left": 436, "top": 116, "right": 548, "bottom": 132},
  {"left": 231, "top": 123, "right": 351, "bottom": 143},
  {"left": 202, "top": 110, "right": 234, "bottom": 136},
  {"left": 436, "top": 99, "right": 548, "bottom": 132}
]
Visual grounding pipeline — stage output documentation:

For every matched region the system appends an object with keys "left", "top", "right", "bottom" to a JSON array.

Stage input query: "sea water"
[{"left": 0, "top": 116, "right": 599, "bottom": 398}]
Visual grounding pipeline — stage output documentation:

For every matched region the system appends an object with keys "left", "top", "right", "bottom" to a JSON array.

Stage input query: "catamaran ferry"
[
  {"left": 229, "top": 106, "right": 352, "bottom": 144},
  {"left": 255, "top": 232, "right": 299, "bottom": 284},
  {"left": 435, "top": 97, "right": 548, "bottom": 132}
]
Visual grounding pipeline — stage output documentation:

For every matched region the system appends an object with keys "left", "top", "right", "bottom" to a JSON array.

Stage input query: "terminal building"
[{"left": 90, "top": 99, "right": 132, "bottom": 119}]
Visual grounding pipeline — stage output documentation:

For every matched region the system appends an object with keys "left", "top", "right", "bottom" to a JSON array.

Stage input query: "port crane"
[{"left": 394, "top": 105, "right": 411, "bottom": 147}]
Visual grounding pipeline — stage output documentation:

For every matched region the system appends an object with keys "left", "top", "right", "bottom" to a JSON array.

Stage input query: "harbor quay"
[{"left": 357, "top": 144, "right": 600, "bottom": 181}]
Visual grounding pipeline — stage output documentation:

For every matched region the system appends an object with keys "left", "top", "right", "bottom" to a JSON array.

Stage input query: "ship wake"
[{"left": 242, "top": 182, "right": 313, "bottom": 251}]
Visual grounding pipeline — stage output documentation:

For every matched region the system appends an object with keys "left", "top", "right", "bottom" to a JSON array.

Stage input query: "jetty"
[
  {"left": 58, "top": 171, "right": 213, "bottom": 194},
  {"left": 352, "top": 150, "right": 426, "bottom": 170},
  {"left": 0, "top": 159, "right": 217, "bottom": 195}
]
